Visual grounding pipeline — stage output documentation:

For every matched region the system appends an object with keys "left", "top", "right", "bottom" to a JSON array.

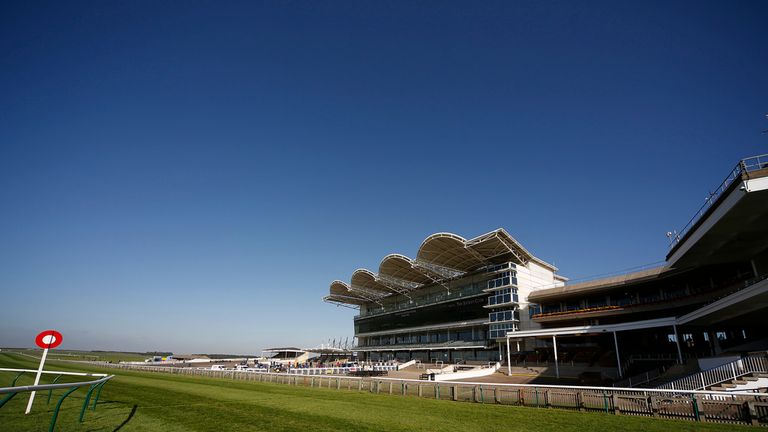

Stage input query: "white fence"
[{"left": 657, "top": 354, "right": 768, "bottom": 391}]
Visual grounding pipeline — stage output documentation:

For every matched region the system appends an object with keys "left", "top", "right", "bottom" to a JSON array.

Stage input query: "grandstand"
[
  {"left": 324, "top": 154, "right": 768, "bottom": 386},
  {"left": 324, "top": 229, "right": 566, "bottom": 364}
]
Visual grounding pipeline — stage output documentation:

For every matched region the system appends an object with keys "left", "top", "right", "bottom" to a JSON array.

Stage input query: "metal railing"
[
  {"left": 0, "top": 370, "right": 114, "bottom": 432},
  {"left": 670, "top": 153, "right": 768, "bottom": 250},
  {"left": 92, "top": 361, "right": 768, "bottom": 425},
  {"left": 657, "top": 354, "right": 768, "bottom": 391}
]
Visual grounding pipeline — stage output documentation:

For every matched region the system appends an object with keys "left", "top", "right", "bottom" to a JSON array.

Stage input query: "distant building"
[{"left": 262, "top": 347, "right": 309, "bottom": 365}]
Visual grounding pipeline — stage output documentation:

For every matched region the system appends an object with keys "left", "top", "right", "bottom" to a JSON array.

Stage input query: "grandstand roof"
[
  {"left": 325, "top": 228, "right": 558, "bottom": 306},
  {"left": 263, "top": 347, "right": 305, "bottom": 353},
  {"left": 324, "top": 280, "right": 367, "bottom": 306}
]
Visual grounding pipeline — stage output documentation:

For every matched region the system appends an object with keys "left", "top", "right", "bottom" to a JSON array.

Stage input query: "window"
[
  {"left": 488, "top": 288, "right": 518, "bottom": 306},
  {"left": 489, "top": 322, "right": 517, "bottom": 339},
  {"left": 486, "top": 262, "right": 516, "bottom": 273},
  {"left": 489, "top": 309, "right": 519, "bottom": 323},
  {"left": 529, "top": 303, "right": 541, "bottom": 317},
  {"left": 487, "top": 271, "right": 518, "bottom": 290}
]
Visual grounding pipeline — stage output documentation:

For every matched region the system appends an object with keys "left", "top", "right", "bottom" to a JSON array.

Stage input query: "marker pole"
[{"left": 25, "top": 347, "right": 49, "bottom": 414}]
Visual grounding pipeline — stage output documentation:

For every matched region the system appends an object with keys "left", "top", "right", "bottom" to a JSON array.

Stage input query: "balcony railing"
[
  {"left": 670, "top": 153, "right": 768, "bottom": 250},
  {"left": 532, "top": 273, "right": 766, "bottom": 320}
]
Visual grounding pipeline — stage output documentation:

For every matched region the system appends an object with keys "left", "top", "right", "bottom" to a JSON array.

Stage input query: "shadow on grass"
[{"left": 112, "top": 404, "right": 137, "bottom": 432}]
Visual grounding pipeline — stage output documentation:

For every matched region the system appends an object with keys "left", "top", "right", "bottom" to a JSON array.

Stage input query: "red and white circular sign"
[{"left": 35, "top": 330, "right": 63, "bottom": 349}]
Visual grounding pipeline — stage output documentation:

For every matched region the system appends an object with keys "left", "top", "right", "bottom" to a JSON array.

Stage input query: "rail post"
[
  {"left": 47, "top": 374, "right": 63, "bottom": 404},
  {"left": 78, "top": 383, "right": 99, "bottom": 422},
  {"left": 91, "top": 380, "right": 108, "bottom": 411},
  {"left": 0, "top": 392, "right": 18, "bottom": 409},
  {"left": 49, "top": 386, "right": 79, "bottom": 432}
]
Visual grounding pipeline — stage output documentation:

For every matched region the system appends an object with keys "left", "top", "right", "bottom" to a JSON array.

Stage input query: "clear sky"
[{"left": 1, "top": 1, "right": 767, "bottom": 354}]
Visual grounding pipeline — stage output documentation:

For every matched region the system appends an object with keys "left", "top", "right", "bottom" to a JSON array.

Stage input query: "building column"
[
  {"left": 672, "top": 325, "right": 683, "bottom": 364},
  {"left": 506, "top": 338, "right": 512, "bottom": 375},
  {"left": 613, "top": 331, "right": 622, "bottom": 378},
  {"left": 552, "top": 335, "right": 560, "bottom": 379},
  {"left": 709, "top": 329, "right": 723, "bottom": 355}
]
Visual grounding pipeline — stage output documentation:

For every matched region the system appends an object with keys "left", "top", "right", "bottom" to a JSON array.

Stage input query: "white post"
[
  {"left": 552, "top": 335, "right": 559, "bottom": 379},
  {"left": 613, "top": 331, "right": 622, "bottom": 378},
  {"left": 506, "top": 337, "right": 512, "bottom": 375},
  {"left": 25, "top": 348, "right": 49, "bottom": 414}
]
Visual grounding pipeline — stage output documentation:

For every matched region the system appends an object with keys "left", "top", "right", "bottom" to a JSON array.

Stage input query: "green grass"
[{"left": 0, "top": 353, "right": 753, "bottom": 432}]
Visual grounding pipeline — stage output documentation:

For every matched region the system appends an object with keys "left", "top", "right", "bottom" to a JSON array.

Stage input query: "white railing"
[
  {"left": 287, "top": 364, "right": 397, "bottom": 376},
  {"left": 657, "top": 354, "right": 768, "bottom": 391},
  {"left": 671, "top": 153, "right": 768, "bottom": 249},
  {"left": 288, "top": 367, "right": 355, "bottom": 376}
]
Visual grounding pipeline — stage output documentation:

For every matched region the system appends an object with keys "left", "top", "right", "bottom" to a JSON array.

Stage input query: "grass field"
[
  {"left": 1, "top": 348, "right": 150, "bottom": 363},
  {"left": 0, "top": 353, "right": 754, "bottom": 432}
]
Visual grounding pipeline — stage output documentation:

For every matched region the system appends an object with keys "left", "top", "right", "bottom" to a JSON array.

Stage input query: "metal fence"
[
  {"left": 93, "top": 362, "right": 768, "bottom": 426},
  {"left": 0, "top": 370, "right": 114, "bottom": 432}
]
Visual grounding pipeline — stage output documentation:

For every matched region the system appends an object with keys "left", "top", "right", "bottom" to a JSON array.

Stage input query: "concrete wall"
[{"left": 516, "top": 261, "right": 564, "bottom": 350}]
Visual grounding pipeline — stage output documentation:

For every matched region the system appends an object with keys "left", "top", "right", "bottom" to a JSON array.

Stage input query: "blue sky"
[{"left": 1, "top": 1, "right": 767, "bottom": 354}]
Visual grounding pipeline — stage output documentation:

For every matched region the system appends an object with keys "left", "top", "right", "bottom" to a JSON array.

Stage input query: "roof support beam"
[
  {"left": 348, "top": 285, "right": 386, "bottom": 305},
  {"left": 322, "top": 297, "right": 361, "bottom": 310},
  {"left": 375, "top": 274, "right": 418, "bottom": 299}
]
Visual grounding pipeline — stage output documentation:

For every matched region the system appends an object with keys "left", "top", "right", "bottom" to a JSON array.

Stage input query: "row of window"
[
  {"left": 362, "top": 283, "right": 483, "bottom": 317},
  {"left": 360, "top": 327, "right": 488, "bottom": 346},
  {"left": 486, "top": 262, "right": 516, "bottom": 273},
  {"left": 488, "top": 287, "right": 519, "bottom": 306},
  {"left": 489, "top": 322, "right": 518, "bottom": 339},
  {"left": 487, "top": 271, "right": 517, "bottom": 290},
  {"left": 489, "top": 309, "right": 519, "bottom": 323}
]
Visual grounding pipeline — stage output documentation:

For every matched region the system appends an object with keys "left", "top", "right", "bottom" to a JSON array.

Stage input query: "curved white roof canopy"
[
  {"left": 416, "top": 232, "right": 485, "bottom": 275},
  {"left": 378, "top": 254, "right": 433, "bottom": 287},
  {"left": 324, "top": 228, "right": 558, "bottom": 306},
  {"left": 324, "top": 280, "right": 366, "bottom": 306}
]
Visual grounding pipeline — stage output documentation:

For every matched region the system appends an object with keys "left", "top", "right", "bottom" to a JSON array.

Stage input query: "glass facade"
[
  {"left": 489, "top": 308, "right": 519, "bottom": 323},
  {"left": 487, "top": 271, "right": 517, "bottom": 290},
  {"left": 487, "top": 287, "right": 518, "bottom": 306},
  {"left": 360, "top": 282, "right": 484, "bottom": 318},
  {"left": 489, "top": 322, "right": 517, "bottom": 338},
  {"left": 353, "top": 261, "right": 526, "bottom": 360},
  {"left": 485, "top": 264, "right": 520, "bottom": 339}
]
